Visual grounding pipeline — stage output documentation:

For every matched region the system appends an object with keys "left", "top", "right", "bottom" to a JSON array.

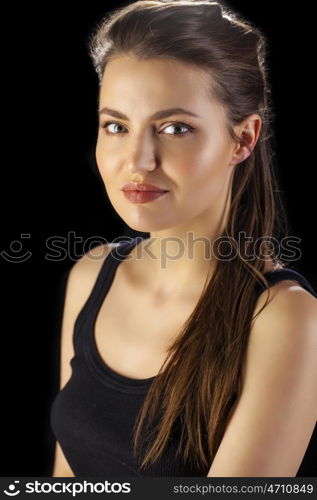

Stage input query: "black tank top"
[{"left": 50, "top": 236, "right": 317, "bottom": 477}]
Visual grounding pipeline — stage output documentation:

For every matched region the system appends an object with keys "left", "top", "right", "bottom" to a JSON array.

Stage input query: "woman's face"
[{"left": 96, "top": 54, "right": 244, "bottom": 234}]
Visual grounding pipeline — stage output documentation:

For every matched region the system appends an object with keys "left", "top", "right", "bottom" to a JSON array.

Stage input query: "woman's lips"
[
  {"left": 121, "top": 182, "right": 170, "bottom": 203},
  {"left": 122, "top": 182, "right": 168, "bottom": 192},
  {"left": 122, "top": 190, "right": 169, "bottom": 203}
]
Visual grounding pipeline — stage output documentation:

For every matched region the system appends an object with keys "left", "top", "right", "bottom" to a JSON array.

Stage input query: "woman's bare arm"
[
  {"left": 207, "top": 282, "right": 317, "bottom": 477},
  {"left": 51, "top": 243, "right": 112, "bottom": 477}
]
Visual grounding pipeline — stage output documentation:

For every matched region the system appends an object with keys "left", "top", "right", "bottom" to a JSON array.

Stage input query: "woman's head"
[
  {"left": 87, "top": 0, "right": 288, "bottom": 473},
  {"left": 95, "top": 52, "right": 261, "bottom": 234},
  {"left": 90, "top": 1, "right": 267, "bottom": 238},
  {"left": 89, "top": 0, "right": 268, "bottom": 237}
]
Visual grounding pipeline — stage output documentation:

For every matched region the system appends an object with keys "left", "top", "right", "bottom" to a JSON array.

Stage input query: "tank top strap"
[
  {"left": 255, "top": 267, "right": 317, "bottom": 299},
  {"left": 91, "top": 237, "right": 141, "bottom": 297},
  {"left": 73, "top": 237, "right": 143, "bottom": 339}
]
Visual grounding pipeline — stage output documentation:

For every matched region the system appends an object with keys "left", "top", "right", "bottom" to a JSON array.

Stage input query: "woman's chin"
[
  {"left": 124, "top": 220, "right": 172, "bottom": 233},
  {"left": 109, "top": 200, "right": 182, "bottom": 233},
  {"left": 120, "top": 214, "right": 179, "bottom": 233}
]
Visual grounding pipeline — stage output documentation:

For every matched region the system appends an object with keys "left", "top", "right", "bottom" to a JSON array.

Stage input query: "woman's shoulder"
[
  {"left": 251, "top": 277, "right": 317, "bottom": 354},
  {"left": 219, "top": 276, "right": 317, "bottom": 478},
  {"left": 72, "top": 242, "right": 114, "bottom": 272},
  {"left": 254, "top": 261, "right": 317, "bottom": 315},
  {"left": 65, "top": 242, "right": 116, "bottom": 304},
  {"left": 239, "top": 277, "right": 317, "bottom": 413},
  {"left": 254, "top": 273, "right": 317, "bottom": 316}
]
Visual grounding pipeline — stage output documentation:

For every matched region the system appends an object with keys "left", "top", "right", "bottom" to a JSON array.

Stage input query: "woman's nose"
[
  {"left": 125, "top": 129, "right": 159, "bottom": 173},
  {"left": 127, "top": 155, "right": 158, "bottom": 174}
]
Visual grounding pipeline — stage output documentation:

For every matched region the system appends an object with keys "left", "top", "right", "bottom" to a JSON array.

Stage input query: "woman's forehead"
[
  {"left": 99, "top": 55, "right": 222, "bottom": 120},
  {"left": 102, "top": 54, "right": 210, "bottom": 89}
]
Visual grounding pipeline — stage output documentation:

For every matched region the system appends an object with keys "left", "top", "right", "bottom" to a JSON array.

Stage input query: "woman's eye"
[
  {"left": 102, "top": 122, "right": 127, "bottom": 134},
  {"left": 101, "top": 121, "right": 194, "bottom": 136},
  {"left": 161, "top": 123, "right": 193, "bottom": 135}
]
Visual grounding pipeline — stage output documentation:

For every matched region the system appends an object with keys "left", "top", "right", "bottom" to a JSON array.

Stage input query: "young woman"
[{"left": 50, "top": 0, "right": 317, "bottom": 477}]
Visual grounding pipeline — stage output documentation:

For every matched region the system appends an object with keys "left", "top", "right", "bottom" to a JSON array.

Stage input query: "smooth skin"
[
  {"left": 52, "top": 54, "right": 317, "bottom": 476},
  {"left": 96, "top": 54, "right": 261, "bottom": 298},
  {"left": 52, "top": 245, "right": 113, "bottom": 476},
  {"left": 52, "top": 245, "right": 317, "bottom": 477}
]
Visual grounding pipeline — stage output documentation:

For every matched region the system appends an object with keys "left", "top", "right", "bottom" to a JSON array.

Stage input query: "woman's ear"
[{"left": 230, "top": 113, "right": 262, "bottom": 165}]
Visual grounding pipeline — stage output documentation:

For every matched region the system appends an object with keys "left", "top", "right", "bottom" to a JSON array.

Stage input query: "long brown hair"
[{"left": 87, "top": 0, "right": 290, "bottom": 473}]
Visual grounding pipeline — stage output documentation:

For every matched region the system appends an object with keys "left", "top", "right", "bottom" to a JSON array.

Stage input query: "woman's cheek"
[
  {"left": 96, "top": 145, "right": 114, "bottom": 182},
  {"left": 184, "top": 151, "right": 232, "bottom": 203},
  {"left": 95, "top": 142, "right": 104, "bottom": 173}
]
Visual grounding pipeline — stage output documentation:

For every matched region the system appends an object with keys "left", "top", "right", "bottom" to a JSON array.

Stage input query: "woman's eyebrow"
[{"left": 98, "top": 107, "right": 200, "bottom": 120}]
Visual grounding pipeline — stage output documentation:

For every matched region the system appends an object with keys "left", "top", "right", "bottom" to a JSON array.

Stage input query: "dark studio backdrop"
[{"left": 1, "top": 1, "right": 316, "bottom": 476}]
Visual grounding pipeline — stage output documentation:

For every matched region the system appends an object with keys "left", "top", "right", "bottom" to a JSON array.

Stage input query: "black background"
[{"left": 1, "top": 1, "right": 316, "bottom": 476}]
